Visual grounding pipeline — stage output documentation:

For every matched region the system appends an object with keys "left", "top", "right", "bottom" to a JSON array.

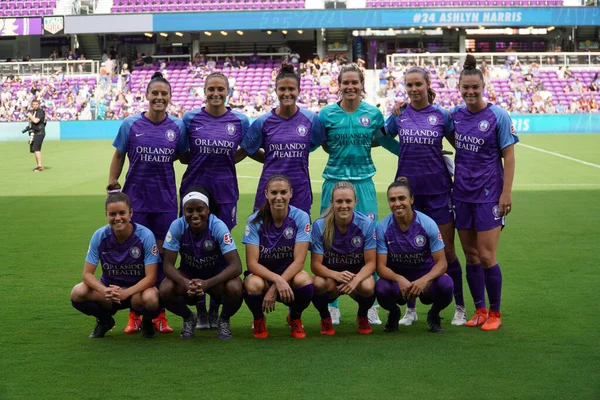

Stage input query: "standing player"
[
  {"left": 242, "top": 174, "right": 314, "bottom": 339},
  {"left": 385, "top": 67, "right": 466, "bottom": 326},
  {"left": 180, "top": 72, "right": 249, "bottom": 329},
  {"left": 108, "top": 72, "right": 186, "bottom": 334},
  {"left": 375, "top": 178, "right": 454, "bottom": 333},
  {"left": 159, "top": 187, "right": 243, "bottom": 340},
  {"left": 451, "top": 54, "right": 517, "bottom": 331},
  {"left": 239, "top": 63, "right": 325, "bottom": 216},
  {"left": 70, "top": 183, "right": 161, "bottom": 339},
  {"left": 311, "top": 181, "right": 377, "bottom": 336}
]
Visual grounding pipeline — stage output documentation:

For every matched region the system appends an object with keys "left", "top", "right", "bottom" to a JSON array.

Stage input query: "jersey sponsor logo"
[
  {"left": 427, "top": 115, "right": 438, "bottom": 125},
  {"left": 223, "top": 233, "right": 232, "bottom": 245},
  {"left": 492, "top": 205, "right": 501, "bottom": 219},
  {"left": 366, "top": 212, "right": 376, "bottom": 221},
  {"left": 414, "top": 234, "right": 426, "bottom": 247},
  {"left": 359, "top": 115, "right": 371, "bottom": 127},
  {"left": 478, "top": 120, "right": 490, "bottom": 132},
  {"left": 226, "top": 123, "right": 236, "bottom": 135},
  {"left": 351, "top": 235, "right": 363, "bottom": 248},
  {"left": 203, "top": 240, "right": 215, "bottom": 251},
  {"left": 304, "top": 223, "right": 311, "bottom": 234},
  {"left": 284, "top": 227, "right": 295, "bottom": 239},
  {"left": 165, "top": 130, "right": 176, "bottom": 142},
  {"left": 165, "top": 231, "right": 173, "bottom": 243},
  {"left": 296, "top": 124, "right": 308, "bottom": 137},
  {"left": 130, "top": 246, "right": 141, "bottom": 258},
  {"left": 151, "top": 245, "right": 158, "bottom": 255}
]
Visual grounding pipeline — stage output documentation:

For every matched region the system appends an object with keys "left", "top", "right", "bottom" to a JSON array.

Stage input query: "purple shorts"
[
  {"left": 454, "top": 199, "right": 504, "bottom": 232},
  {"left": 216, "top": 202, "right": 238, "bottom": 231},
  {"left": 413, "top": 192, "right": 453, "bottom": 226},
  {"left": 132, "top": 211, "right": 178, "bottom": 243}
]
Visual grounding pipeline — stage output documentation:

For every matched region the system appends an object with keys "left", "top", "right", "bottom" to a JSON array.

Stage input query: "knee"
[
  {"left": 225, "top": 278, "right": 243, "bottom": 298},
  {"left": 142, "top": 287, "right": 160, "bottom": 310},
  {"left": 461, "top": 246, "right": 479, "bottom": 264},
  {"left": 478, "top": 249, "right": 497, "bottom": 268},
  {"left": 358, "top": 277, "right": 375, "bottom": 296},
  {"left": 244, "top": 276, "right": 265, "bottom": 295},
  {"left": 313, "top": 276, "right": 330, "bottom": 294},
  {"left": 293, "top": 270, "right": 313, "bottom": 288},
  {"left": 70, "top": 282, "right": 88, "bottom": 301},
  {"left": 159, "top": 278, "right": 175, "bottom": 299}
]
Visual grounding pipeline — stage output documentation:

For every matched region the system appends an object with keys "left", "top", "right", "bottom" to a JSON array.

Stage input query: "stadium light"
[
  {"left": 547, "top": 26, "right": 555, "bottom": 31},
  {"left": 221, "top": 31, "right": 228, "bottom": 36},
  {"left": 204, "top": 31, "right": 212, "bottom": 36},
  {"left": 237, "top": 30, "right": 244, "bottom": 35},
  {"left": 175, "top": 32, "right": 184, "bottom": 37},
  {"left": 282, "top": 30, "right": 288, "bottom": 34},
  {"left": 297, "top": 30, "right": 303, "bottom": 34},
  {"left": 159, "top": 32, "right": 168, "bottom": 37},
  {"left": 144, "top": 33, "right": 153, "bottom": 37}
]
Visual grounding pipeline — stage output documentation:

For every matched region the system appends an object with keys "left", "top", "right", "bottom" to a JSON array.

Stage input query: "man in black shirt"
[{"left": 27, "top": 99, "right": 46, "bottom": 172}]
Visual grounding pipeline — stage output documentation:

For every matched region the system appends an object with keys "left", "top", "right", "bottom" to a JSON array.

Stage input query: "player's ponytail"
[
  {"left": 459, "top": 54, "right": 484, "bottom": 84},
  {"left": 105, "top": 182, "right": 131, "bottom": 210},
  {"left": 252, "top": 174, "right": 293, "bottom": 226},
  {"left": 276, "top": 63, "right": 301, "bottom": 91},
  {"left": 321, "top": 181, "right": 357, "bottom": 250}
]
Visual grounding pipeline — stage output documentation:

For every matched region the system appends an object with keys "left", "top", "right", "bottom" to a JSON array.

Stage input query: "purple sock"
[
  {"left": 354, "top": 294, "right": 376, "bottom": 317},
  {"left": 71, "top": 301, "right": 111, "bottom": 322},
  {"left": 289, "top": 284, "right": 314, "bottom": 320},
  {"left": 312, "top": 292, "right": 331, "bottom": 319},
  {"left": 429, "top": 274, "right": 454, "bottom": 314},
  {"left": 483, "top": 264, "right": 503, "bottom": 312},
  {"left": 466, "top": 263, "right": 487, "bottom": 309},
  {"left": 196, "top": 293, "right": 207, "bottom": 314},
  {"left": 220, "top": 297, "right": 242, "bottom": 320},
  {"left": 447, "top": 258, "right": 465, "bottom": 307},
  {"left": 406, "top": 298, "right": 417, "bottom": 309},
  {"left": 244, "top": 293, "right": 265, "bottom": 320},
  {"left": 166, "top": 296, "right": 192, "bottom": 319},
  {"left": 375, "top": 279, "right": 400, "bottom": 311}
]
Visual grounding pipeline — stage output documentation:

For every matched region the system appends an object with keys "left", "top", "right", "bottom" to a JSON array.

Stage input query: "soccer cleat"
[
  {"left": 153, "top": 311, "right": 174, "bottom": 333},
  {"left": 427, "top": 309, "right": 444, "bottom": 333},
  {"left": 217, "top": 317, "right": 232, "bottom": 340},
  {"left": 398, "top": 307, "right": 418, "bottom": 326},
  {"left": 328, "top": 306, "right": 341, "bottom": 325},
  {"left": 384, "top": 306, "right": 400, "bottom": 333},
  {"left": 180, "top": 313, "right": 197, "bottom": 339},
  {"left": 320, "top": 317, "right": 336, "bottom": 336},
  {"left": 89, "top": 317, "right": 115, "bottom": 339},
  {"left": 33, "top": 166, "right": 44, "bottom": 172},
  {"left": 195, "top": 308, "right": 210, "bottom": 330},
  {"left": 451, "top": 305, "right": 467, "bottom": 326},
  {"left": 141, "top": 317, "right": 157, "bottom": 339},
  {"left": 367, "top": 305, "right": 382, "bottom": 325},
  {"left": 356, "top": 315, "right": 372, "bottom": 335},
  {"left": 286, "top": 315, "right": 306, "bottom": 339},
  {"left": 208, "top": 306, "right": 219, "bottom": 329},
  {"left": 123, "top": 311, "right": 142, "bottom": 334},
  {"left": 481, "top": 311, "right": 502, "bottom": 331},
  {"left": 253, "top": 317, "right": 268, "bottom": 339},
  {"left": 465, "top": 308, "right": 488, "bottom": 327}
]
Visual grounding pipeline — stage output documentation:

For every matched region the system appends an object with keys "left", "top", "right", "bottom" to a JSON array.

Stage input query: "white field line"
[{"left": 519, "top": 143, "right": 600, "bottom": 169}]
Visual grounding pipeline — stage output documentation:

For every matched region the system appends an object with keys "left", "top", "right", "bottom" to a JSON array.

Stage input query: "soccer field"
[{"left": 1, "top": 135, "right": 599, "bottom": 399}]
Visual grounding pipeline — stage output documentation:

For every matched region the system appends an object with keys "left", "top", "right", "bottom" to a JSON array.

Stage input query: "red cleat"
[
  {"left": 357, "top": 315, "right": 372, "bottom": 335},
  {"left": 124, "top": 311, "right": 141, "bottom": 334},
  {"left": 287, "top": 314, "right": 306, "bottom": 339},
  {"left": 153, "top": 311, "right": 174, "bottom": 333},
  {"left": 320, "top": 317, "right": 336, "bottom": 336},
  {"left": 253, "top": 317, "right": 268, "bottom": 339}
]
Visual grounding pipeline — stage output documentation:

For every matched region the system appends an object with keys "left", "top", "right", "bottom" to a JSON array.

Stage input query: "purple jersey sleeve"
[
  {"left": 490, "top": 106, "right": 519, "bottom": 149},
  {"left": 163, "top": 217, "right": 186, "bottom": 252},
  {"left": 233, "top": 110, "right": 250, "bottom": 140},
  {"left": 415, "top": 212, "right": 444, "bottom": 253},
  {"left": 290, "top": 207, "right": 311, "bottom": 242},
  {"left": 311, "top": 218, "right": 325, "bottom": 255},
  {"left": 242, "top": 212, "right": 261, "bottom": 246},
  {"left": 210, "top": 215, "right": 237, "bottom": 254},
  {"left": 241, "top": 112, "right": 268, "bottom": 155},
  {"left": 358, "top": 214, "right": 377, "bottom": 251},
  {"left": 376, "top": 215, "right": 393, "bottom": 254},
  {"left": 385, "top": 115, "right": 399, "bottom": 138},
  {"left": 170, "top": 115, "right": 188, "bottom": 154},
  {"left": 135, "top": 225, "right": 161, "bottom": 266}
]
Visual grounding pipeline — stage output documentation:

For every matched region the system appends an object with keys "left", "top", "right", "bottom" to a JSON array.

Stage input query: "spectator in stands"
[
  {"left": 569, "top": 97, "right": 580, "bottom": 113},
  {"left": 105, "top": 56, "right": 115, "bottom": 78},
  {"left": 89, "top": 94, "right": 97, "bottom": 120},
  {"left": 564, "top": 66, "right": 573, "bottom": 79},
  {"left": 590, "top": 97, "right": 598, "bottom": 112},
  {"left": 78, "top": 53, "right": 87, "bottom": 73},
  {"left": 572, "top": 78, "right": 583, "bottom": 93},
  {"left": 545, "top": 99, "right": 556, "bottom": 114},
  {"left": 135, "top": 53, "right": 144, "bottom": 67},
  {"left": 588, "top": 73, "right": 599, "bottom": 91},
  {"left": 206, "top": 58, "right": 216, "bottom": 70},
  {"left": 100, "top": 62, "right": 110, "bottom": 90},
  {"left": 556, "top": 66, "right": 565, "bottom": 80},
  {"left": 579, "top": 96, "right": 590, "bottom": 112},
  {"left": 120, "top": 63, "right": 131, "bottom": 91},
  {"left": 159, "top": 62, "right": 168, "bottom": 80},
  {"left": 142, "top": 53, "right": 153, "bottom": 65}
]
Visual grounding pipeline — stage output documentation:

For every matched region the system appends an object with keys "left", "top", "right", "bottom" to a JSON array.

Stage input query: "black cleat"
[
  {"left": 384, "top": 306, "right": 400, "bottom": 332},
  {"left": 427, "top": 309, "right": 444, "bottom": 333},
  {"left": 89, "top": 317, "right": 116, "bottom": 338},
  {"left": 141, "top": 317, "right": 157, "bottom": 339}
]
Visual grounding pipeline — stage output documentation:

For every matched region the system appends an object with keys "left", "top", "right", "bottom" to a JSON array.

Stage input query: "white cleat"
[
  {"left": 367, "top": 305, "right": 382, "bottom": 325},
  {"left": 451, "top": 305, "right": 467, "bottom": 326},
  {"left": 328, "top": 306, "right": 341, "bottom": 325},
  {"left": 398, "top": 307, "right": 418, "bottom": 326}
]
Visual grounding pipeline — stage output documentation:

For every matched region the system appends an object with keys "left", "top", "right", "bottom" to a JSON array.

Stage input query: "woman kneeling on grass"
[
  {"left": 311, "top": 181, "right": 377, "bottom": 336},
  {"left": 70, "top": 183, "right": 160, "bottom": 339},
  {"left": 159, "top": 187, "right": 243, "bottom": 340},
  {"left": 242, "top": 174, "right": 314, "bottom": 339}
]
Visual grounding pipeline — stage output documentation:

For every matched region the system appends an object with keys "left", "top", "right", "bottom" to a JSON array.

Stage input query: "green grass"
[{"left": 1, "top": 135, "right": 599, "bottom": 399}]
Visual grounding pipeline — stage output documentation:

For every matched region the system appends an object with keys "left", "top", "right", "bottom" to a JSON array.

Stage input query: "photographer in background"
[{"left": 27, "top": 99, "right": 46, "bottom": 172}]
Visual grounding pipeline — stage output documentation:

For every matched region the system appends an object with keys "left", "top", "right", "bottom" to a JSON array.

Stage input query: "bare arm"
[
  {"left": 198, "top": 250, "right": 242, "bottom": 290},
  {"left": 108, "top": 149, "right": 126, "bottom": 184},
  {"left": 118, "top": 264, "right": 157, "bottom": 299},
  {"left": 234, "top": 148, "right": 248, "bottom": 163},
  {"left": 499, "top": 144, "right": 515, "bottom": 216},
  {"left": 82, "top": 262, "right": 108, "bottom": 295},
  {"left": 407, "top": 249, "right": 447, "bottom": 299}
]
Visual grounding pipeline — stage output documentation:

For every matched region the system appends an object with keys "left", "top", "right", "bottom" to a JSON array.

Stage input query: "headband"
[
  {"left": 182, "top": 192, "right": 209, "bottom": 207},
  {"left": 107, "top": 189, "right": 121, "bottom": 194}
]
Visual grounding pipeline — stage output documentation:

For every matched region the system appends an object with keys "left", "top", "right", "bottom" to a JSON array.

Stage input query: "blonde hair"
[{"left": 321, "top": 181, "right": 357, "bottom": 250}]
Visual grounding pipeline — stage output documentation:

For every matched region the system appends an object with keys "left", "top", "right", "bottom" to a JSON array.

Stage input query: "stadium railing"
[{"left": 0, "top": 60, "right": 99, "bottom": 77}]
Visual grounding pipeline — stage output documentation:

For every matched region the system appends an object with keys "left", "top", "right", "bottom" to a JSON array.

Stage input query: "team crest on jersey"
[
  {"left": 366, "top": 212, "right": 376, "bottom": 221},
  {"left": 226, "top": 123, "right": 236, "bottom": 135},
  {"left": 165, "top": 130, "right": 176, "bottom": 141},
  {"left": 427, "top": 115, "right": 438, "bottom": 125},
  {"left": 223, "top": 233, "right": 232, "bottom": 245},
  {"left": 296, "top": 124, "right": 308, "bottom": 137},
  {"left": 203, "top": 240, "right": 215, "bottom": 251},
  {"left": 359, "top": 115, "right": 371, "bottom": 127},
  {"left": 130, "top": 246, "right": 141, "bottom": 258},
  {"left": 414, "top": 235, "right": 426, "bottom": 247},
  {"left": 351, "top": 236, "right": 363, "bottom": 248},
  {"left": 492, "top": 205, "right": 501, "bottom": 218},
  {"left": 478, "top": 121, "right": 490, "bottom": 132},
  {"left": 284, "top": 227, "right": 295, "bottom": 239}
]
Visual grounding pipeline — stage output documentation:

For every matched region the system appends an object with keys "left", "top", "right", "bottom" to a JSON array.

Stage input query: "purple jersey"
[
  {"left": 241, "top": 108, "right": 325, "bottom": 214},
  {"left": 450, "top": 103, "right": 518, "bottom": 203},
  {"left": 163, "top": 214, "right": 237, "bottom": 279},
  {"left": 242, "top": 205, "right": 311, "bottom": 275},
  {"left": 113, "top": 113, "right": 187, "bottom": 213},
  {"left": 86, "top": 223, "right": 160, "bottom": 288},
  {"left": 386, "top": 104, "right": 454, "bottom": 195},
  {"left": 376, "top": 211, "right": 444, "bottom": 276},
  {"left": 180, "top": 107, "right": 249, "bottom": 204},
  {"left": 311, "top": 211, "right": 376, "bottom": 274}
]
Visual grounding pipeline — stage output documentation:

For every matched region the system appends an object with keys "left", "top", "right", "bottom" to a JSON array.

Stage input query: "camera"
[{"left": 22, "top": 125, "right": 34, "bottom": 134}]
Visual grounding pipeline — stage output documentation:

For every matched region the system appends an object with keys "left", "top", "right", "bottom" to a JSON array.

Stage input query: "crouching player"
[
  {"left": 159, "top": 187, "right": 243, "bottom": 340},
  {"left": 311, "top": 181, "right": 377, "bottom": 335},
  {"left": 70, "top": 184, "right": 161, "bottom": 339}
]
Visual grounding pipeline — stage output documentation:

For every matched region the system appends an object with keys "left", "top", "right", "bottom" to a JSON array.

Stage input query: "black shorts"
[{"left": 29, "top": 134, "right": 45, "bottom": 153}]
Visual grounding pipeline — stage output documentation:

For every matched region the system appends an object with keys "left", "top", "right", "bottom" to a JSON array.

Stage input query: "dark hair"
[
  {"left": 405, "top": 67, "right": 436, "bottom": 104},
  {"left": 387, "top": 176, "right": 413, "bottom": 198},
  {"left": 204, "top": 71, "right": 230, "bottom": 94},
  {"left": 105, "top": 182, "right": 131, "bottom": 210},
  {"left": 252, "top": 174, "right": 292, "bottom": 226},
  {"left": 146, "top": 71, "right": 171, "bottom": 94},
  {"left": 338, "top": 63, "right": 366, "bottom": 97},
  {"left": 275, "top": 63, "right": 300, "bottom": 90},
  {"left": 459, "top": 54, "right": 484, "bottom": 84},
  {"left": 182, "top": 186, "right": 219, "bottom": 216}
]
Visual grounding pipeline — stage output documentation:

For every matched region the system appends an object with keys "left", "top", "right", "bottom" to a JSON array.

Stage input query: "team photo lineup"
[{"left": 69, "top": 53, "right": 518, "bottom": 341}]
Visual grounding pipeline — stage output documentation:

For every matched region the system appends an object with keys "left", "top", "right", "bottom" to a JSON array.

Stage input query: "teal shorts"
[{"left": 320, "top": 177, "right": 378, "bottom": 221}]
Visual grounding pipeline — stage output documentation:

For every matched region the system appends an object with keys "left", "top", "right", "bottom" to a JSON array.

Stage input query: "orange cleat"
[
  {"left": 124, "top": 311, "right": 142, "bottom": 334},
  {"left": 253, "top": 317, "right": 268, "bottom": 339},
  {"left": 153, "top": 311, "right": 174, "bottom": 333},
  {"left": 481, "top": 311, "right": 502, "bottom": 331},
  {"left": 465, "top": 308, "right": 488, "bottom": 327},
  {"left": 357, "top": 315, "right": 372, "bottom": 335},
  {"left": 287, "top": 315, "right": 306, "bottom": 339},
  {"left": 320, "top": 317, "right": 336, "bottom": 336}
]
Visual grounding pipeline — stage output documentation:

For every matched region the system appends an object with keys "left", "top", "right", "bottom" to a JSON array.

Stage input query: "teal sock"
[{"left": 328, "top": 297, "right": 339, "bottom": 308}]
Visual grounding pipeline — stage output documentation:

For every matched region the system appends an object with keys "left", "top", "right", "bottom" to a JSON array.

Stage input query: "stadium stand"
[
  {"left": 110, "top": 0, "right": 306, "bottom": 13},
  {"left": 364, "top": 0, "right": 564, "bottom": 6},
  {"left": 0, "top": 0, "right": 56, "bottom": 17}
]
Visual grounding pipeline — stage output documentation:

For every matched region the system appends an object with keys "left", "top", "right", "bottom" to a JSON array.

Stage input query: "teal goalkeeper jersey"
[{"left": 319, "top": 101, "right": 385, "bottom": 180}]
